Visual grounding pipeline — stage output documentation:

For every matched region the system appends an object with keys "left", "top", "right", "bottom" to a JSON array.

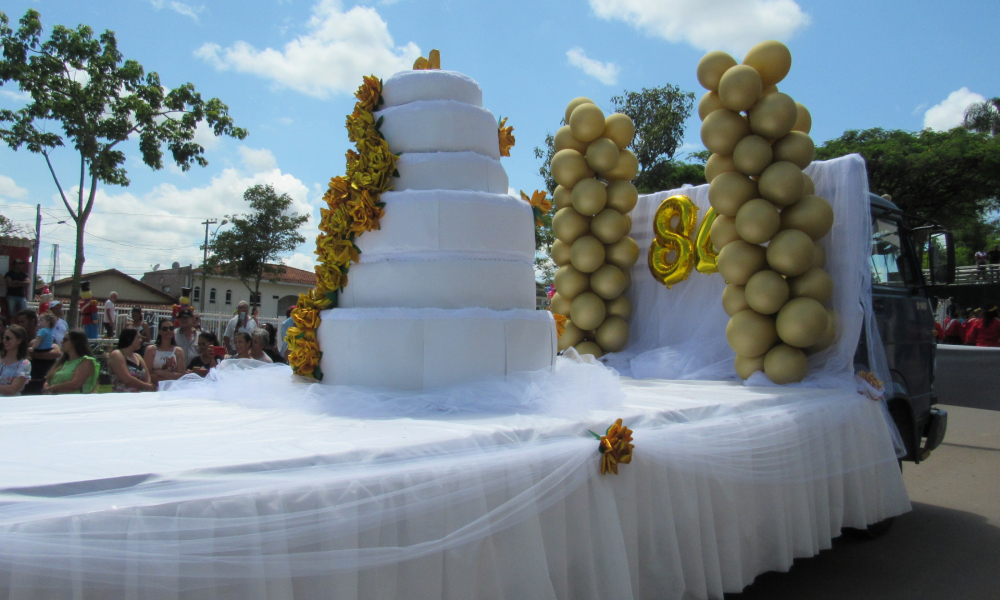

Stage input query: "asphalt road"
[{"left": 726, "top": 403, "right": 1000, "bottom": 600}]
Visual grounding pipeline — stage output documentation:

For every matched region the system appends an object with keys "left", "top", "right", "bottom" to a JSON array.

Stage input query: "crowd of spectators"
[{"left": 935, "top": 303, "right": 1000, "bottom": 347}]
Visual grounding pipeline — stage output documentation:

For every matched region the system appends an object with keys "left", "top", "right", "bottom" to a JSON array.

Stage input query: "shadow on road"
[{"left": 725, "top": 501, "right": 1000, "bottom": 600}]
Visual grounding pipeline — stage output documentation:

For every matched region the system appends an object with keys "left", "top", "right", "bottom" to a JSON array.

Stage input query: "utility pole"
[
  {"left": 200, "top": 218, "right": 217, "bottom": 312},
  {"left": 30, "top": 204, "right": 41, "bottom": 301},
  {"left": 50, "top": 244, "right": 59, "bottom": 285}
]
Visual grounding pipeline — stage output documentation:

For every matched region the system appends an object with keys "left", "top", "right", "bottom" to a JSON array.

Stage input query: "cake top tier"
[{"left": 380, "top": 70, "right": 483, "bottom": 109}]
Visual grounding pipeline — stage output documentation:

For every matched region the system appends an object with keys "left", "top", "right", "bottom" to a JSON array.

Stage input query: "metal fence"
[{"left": 924, "top": 264, "right": 1000, "bottom": 285}]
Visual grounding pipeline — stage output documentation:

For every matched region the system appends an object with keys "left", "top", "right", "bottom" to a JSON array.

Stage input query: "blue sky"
[{"left": 1, "top": 0, "right": 998, "bottom": 281}]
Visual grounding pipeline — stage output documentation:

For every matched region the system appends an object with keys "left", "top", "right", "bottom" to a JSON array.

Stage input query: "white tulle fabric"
[{"left": 0, "top": 359, "right": 907, "bottom": 599}]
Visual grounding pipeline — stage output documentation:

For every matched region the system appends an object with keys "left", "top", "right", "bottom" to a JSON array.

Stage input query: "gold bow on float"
[
  {"left": 413, "top": 49, "right": 441, "bottom": 70},
  {"left": 648, "top": 196, "right": 719, "bottom": 288}
]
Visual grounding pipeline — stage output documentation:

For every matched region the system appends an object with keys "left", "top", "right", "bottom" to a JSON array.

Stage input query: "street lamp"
[{"left": 199, "top": 218, "right": 227, "bottom": 312}]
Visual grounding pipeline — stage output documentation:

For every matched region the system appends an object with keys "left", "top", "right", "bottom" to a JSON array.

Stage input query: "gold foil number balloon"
[
  {"left": 694, "top": 207, "right": 719, "bottom": 274},
  {"left": 648, "top": 195, "right": 699, "bottom": 288}
]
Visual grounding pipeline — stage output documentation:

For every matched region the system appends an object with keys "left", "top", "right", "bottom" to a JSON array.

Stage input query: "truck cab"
[{"left": 860, "top": 193, "right": 951, "bottom": 463}]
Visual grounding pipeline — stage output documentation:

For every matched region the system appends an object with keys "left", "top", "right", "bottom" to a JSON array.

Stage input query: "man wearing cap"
[
  {"left": 174, "top": 307, "right": 199, "bottom": 368},
  {"left": 4, "top": 259, "right": 29, "bottom": 317},
  {"left": 49, "top": 301, "right": 69, "bottom": 344}
]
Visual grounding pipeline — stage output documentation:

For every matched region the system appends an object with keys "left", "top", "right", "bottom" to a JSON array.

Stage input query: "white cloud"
[
  {"left": 0, "top": 175, "right": 29, "bottom": 199},
  {"left": 0, "top": 89, "right": 31, "bottom": 103},
  {"left": 195, "top": 0, "right": 421, "bottom": 98},
  {"left": 238, "top": 146, "right": 279, "bottom": 173},
  {"left": 149, "top": 0, "right": 206, "bottom": 22},
  {"left": 588, "top": 0, "right": 809, "bottom": 55},
  {"left": 278, "top": 117, "right": 294, "bottom": 125},
  {"left": 566, "top": 48, "right": 620, "bottom": 85},
  {"left": 191, "top": 120, "right": 223, "bottom": 150},
  {"left": 924, "top": 87, "right": 985, "bottom": 131},
  {"left": 285, "top": 252, "right": 318, "bottom": 272}
]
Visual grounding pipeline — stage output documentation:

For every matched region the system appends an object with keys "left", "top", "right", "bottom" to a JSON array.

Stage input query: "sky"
[{"left": 1, "top": 0, "right": 998, "bottom": 283}]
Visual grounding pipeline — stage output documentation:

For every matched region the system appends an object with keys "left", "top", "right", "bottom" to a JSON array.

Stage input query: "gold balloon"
[
  {"left": 695, "top": 207, "right": 719, "bottom": 274},
  {"left": 549, "top": 292, "right": 571, "bottom": 316},
  {"left": 705, "top": 153, "right": 737, "bottom": 183},
  {"left": 606, "top": 180, "right": 638, "bottom": 213},
  {"left": 554, "top": 125, "right": 589, "bottom": 153},
  {"left": 586, "top": 137, "right": 621, "bottom": 174},
  {"left": 551, "top": 206, "right": 590, "bottom": 244},
  {"left": 570, "top": 235, "right": 606, "bottom": 273},
  {"left": 764, "top": 344, "right": 808, "bottom": 384},
  {"left": 573, "top": 340, "right": 604, "bottom": 359},
  {"left": 776, "top": 297, "right": 828, "bottom": 348},
  {"left": 772, "top": 131, "right": 815, "bottom": 169},
  {"left": 697, "top": 51, "right": 738, "bottom": 91},
  {"left": 569, "top": 103, "right": 606, "bottom": 143},
  {"left": 591, "top": 208, "right": 628, "bottom": 244},
  {"left": 606, "top": 235, "right": 640, "bottom": 270},
  {"left": 758, "top": 161, "right": 804, "bottom": 207},
  {"left": 766, "top": 229, "right": 814, "bottom": 277},
  {"left": 735, "top": 198, "right": 781, "bottom": 245},
  {"left": 603, "top": 113, "right": 636, "bottom": 149},
  {"left": 571, "top": 178, "right": 607, "bottom": 216},
  {"left": 760, "top": 84, "right": 779, "bottom": 96},
  {"left": 604, "top": 148, "right": 639, "bottom": 181},
  {"left": 788, "top": 267, "right": 833, "bottom": 304},
  {"left": 648, "top": 195, "right": 699, "bottom": 288},
  {"left": 564, "top": 97, "right": 594, "bottom": 124},
  {"left": 554, "top": 264, "right": 590, "bottom": 300},
  {"left": 606, "top": 295, "right": 632, "bottom": 320},
  {"left": 793, "top": 102, "right": 812, "bottom": 134},
  {"left": 710, "top": 214, "right": 740, "bottom": 250},
  {"left": 708, "top": 171, "right": 758, "bottom": 217},
  {"left": 748, "top": 92, "right": 797, "bottom": 140},
  {"left": 551, "top": 239, "right": 571, "bottom": 266},
  {"left": 780, "top": 194, "right": 834, "bottom": 240},
  {"left": 621, "top": 266, "right": 632, "bottom": 289},
  {"left": 550, "top": 149, "right": 594, "bottom": 188},
  {"left": 807, "top": 308, "right": 837, "bottom": 353},
  {"left": 745, "top": 269, "right": 790, "bottom": 314},
  {"left": 590, "top": 264, "right": 628, "bottom": 299},
  {"left": 742, "top": 40, "right": 792, "bottom": 86},
  {"left": 733, "top": 135, "right": 773, "bottom": 176},
  {"left": 558, "top": 320, "right": 585, "bottom": 351},
  {"left": 698, "top": 91, "right": 726, "bottom": 120},
  {"left": 719, "top": 65, "right": 763, "bottom": 112},
  {"left": 726, "top": 309, "right": 778, "bottom": 357},
  {"left": 717, "top": 240, "right": 767, "bottom": 285},
  {"left": 802, "top": 173, "right": 815, "bottom": 196},
  {"left": 735, "top": 354, "right": 766, "bottom": 380},
  {"left": 722, "top": 283, "right": 750, "bottom": 317},
  {"left": 595, "top": 315, "right": 629, "bottom": 352},
  {"left": 701, "top": 109, "right": 751, "bottom": 156},
  {"left": 570, "top": 292, "right": 607, "bottom": 331},
  {"left": 812, "top": 242, "right": 826, "bottom": 269},
  {"left": 553, "top": 185, "right": 573, "bottom": 210}
]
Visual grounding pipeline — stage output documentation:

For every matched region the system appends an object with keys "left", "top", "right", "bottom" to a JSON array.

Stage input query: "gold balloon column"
[
  {"left": 549, "top": 98, "right": 640, "bottom": 358},
  {"left": 698, "top": 41, "right": 835, "bottom": 384}
]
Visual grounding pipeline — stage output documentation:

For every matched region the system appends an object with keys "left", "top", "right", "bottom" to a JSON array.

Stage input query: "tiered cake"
[{"left": 316, "top": 69, "right": 557, "bottom": 390}]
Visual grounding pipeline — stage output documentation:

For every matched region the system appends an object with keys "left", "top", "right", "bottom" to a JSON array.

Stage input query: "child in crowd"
[{"left": 28, "top": 312, "right": 56, "bottom": 353}]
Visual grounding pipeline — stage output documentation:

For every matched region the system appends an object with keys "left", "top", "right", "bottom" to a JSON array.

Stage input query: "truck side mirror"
[{"left": 927, "top": 231, "right": 955, "bottom": 285}]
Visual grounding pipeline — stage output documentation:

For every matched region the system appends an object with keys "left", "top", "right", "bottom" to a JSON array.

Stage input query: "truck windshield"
[{"left": 871, "top": 217, "right": 911, "bottom": 286}]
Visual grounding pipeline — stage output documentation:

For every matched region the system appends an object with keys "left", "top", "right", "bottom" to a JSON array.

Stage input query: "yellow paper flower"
[
  {"left": 597, "top": 419, "right": 635, "bottom": 475},
  {"left": 346, "top": 109, "right": 376, "bottom": 144},
  {"left": 355, "top": 75, "right": 382, "bottom": 113},
  {"left": 552, "top": 312, "right": 567, "bottom": 338},
  {"left": 293, "top": 308, "right": 320, "bottom": 331},
  {"left": 498, "top": 117, "right": 515, "bottom": 157},
  {"left": 315, "top": 264, "right": 346, "bottom": 295},
  {"left": 317, "top": 234, "right": 359, "bottom": 267}
]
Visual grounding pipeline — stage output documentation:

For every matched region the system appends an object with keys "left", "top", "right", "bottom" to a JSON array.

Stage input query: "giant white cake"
[{"left": 317, "top": 69, "right": 557, "bottom": 390}]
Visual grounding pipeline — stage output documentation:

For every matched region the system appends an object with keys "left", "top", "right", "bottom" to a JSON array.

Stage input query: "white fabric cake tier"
[
  {"left": 374, "top": 100, "right": 502, "bottom": 159},
  {"left": 355, "top": 189, "right": 534, "bottom": 262},
  {"left": 392, "top": 151, "right": 508, "bottom": 193},
  {"left": 317, "top": 308, "right": 557, "bottom": 389},
  {"left": 338, "top": 258, "right": 536, "bottom": 310},
  {"left": 380, "top": 69, "right": 482, "bottom": 108}
]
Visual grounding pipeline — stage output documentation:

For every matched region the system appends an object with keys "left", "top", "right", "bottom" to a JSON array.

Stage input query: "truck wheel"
[{"left": 844, "top": 517, "right": 895, "bottom": 540}]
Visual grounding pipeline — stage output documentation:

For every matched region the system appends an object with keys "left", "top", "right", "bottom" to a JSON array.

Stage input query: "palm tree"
[{"left": 963, "top": 98, "right": 1000, "bottom": 135}]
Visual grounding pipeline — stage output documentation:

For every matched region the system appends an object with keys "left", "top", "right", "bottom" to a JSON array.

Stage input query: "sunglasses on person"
[
  {"left": 2, "top": 335, "right": 15, "bottom": 342},
  {"left": 160, "top": 326, "right": 174, "bottom": 332}
]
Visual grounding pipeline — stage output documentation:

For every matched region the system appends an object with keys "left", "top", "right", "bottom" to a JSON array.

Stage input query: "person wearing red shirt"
[
  {"left": 966, "top": 307, "right": 1000, "bottom": 347},
  {"left": 941, "top": 310, "right": 967, "bottom": 345}
]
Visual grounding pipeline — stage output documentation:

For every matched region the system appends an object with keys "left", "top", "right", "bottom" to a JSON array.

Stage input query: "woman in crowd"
[
  {"left": 144, "top": 318, "right": 186, "bottom": 384},
  {"left": 128, "top": 306, "right": 152, "bottom": 345},
  {"left": 14, "top": 309, "right": 60, "bottom": 395},
  {"left": 941, "top": 308, "right": 967, "bottom": 345},
  {"left": 188, "top": 331, "right": 222, "bottom": 377},
  {"left": 261, "top": 323, "right": 286, "bottom": 364},
  {"left": 966, "top": 307, "right": 1000, "bottom": 347},
  {"left": 249, "top": 328, "right": 274, "bottom": 363},
  {"left": 231, "top": 331, "right": 253, "bottom": 360},
  {"left": 108, "top": 328, "right": 156, "bottom": 392},
  {"left": 43, "top": 330, "right": 99, "bottom": 394},
  {"left": 0, "top": 324, "right": 31, "bottom": 396}
]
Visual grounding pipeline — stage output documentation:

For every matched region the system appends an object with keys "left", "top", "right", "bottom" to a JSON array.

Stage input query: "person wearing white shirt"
[
  {"left": 223, "top": 301, "right": 258, "bottom": 354},
  {"left": 173, "top": 308, "right": 199, "bottom": 368},
  {"left": 102, "top": 292, "right": 118, "bottom": 338},
  {"left": 49, "top": 301, "right": 69, "bottom": 344}
]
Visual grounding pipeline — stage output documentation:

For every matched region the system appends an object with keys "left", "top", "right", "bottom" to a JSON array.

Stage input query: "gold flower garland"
[
  {"left": 590, "top": 419, "right": 635, "bottom": 475},
  {"left": 286, "top": 75, "right": 398, "bottom": 379}
]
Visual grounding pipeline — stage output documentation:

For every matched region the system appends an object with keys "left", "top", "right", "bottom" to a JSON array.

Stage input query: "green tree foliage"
[
  {"left": 963, "top": 97, "right": 1000, "bottom": 136},
  {"left": 203, "top": 184, "right": 308, "bottom": 306},
  {"left": 0, "top": 214, "right": 27, "bottom": 237},
  {"left": 0, "top": 10, "right": 247, "bottom": 325}
]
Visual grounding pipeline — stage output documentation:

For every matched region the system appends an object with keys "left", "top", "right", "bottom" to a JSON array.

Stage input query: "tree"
[
  {"left": 814, "top": 128, "right": 1000, "bottom": 231},
  {"left": 0, "top": 214, "right": 27, "bottom": 237},
  {"left": 964, "top": 97, "right": 1000, "bottom": 136},
  {"left": 0, "top": 10, "right": 247, "bottom": 326},
  {"left": 203, "top": 184, "right": 308, "bottom": 306}
]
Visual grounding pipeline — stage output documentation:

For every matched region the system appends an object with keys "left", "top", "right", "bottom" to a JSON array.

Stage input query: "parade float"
[{"left": 0, "top": 44, "right": 909, "bottom": 600}]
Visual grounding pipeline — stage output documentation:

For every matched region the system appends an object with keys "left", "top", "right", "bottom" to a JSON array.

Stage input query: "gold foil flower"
[
  {"left": 552, "top": 312, "right": 567, "bottom": 338},
  {"left": 355, "top": 75, "right": 382, "bottom": 113},
  {"left": 347, "top": 109, "right": 376, "bottom": 144},
  {"left": 520, "top": 189, "right": 552, "bottom": 227},
  {"left": 591, "top": 419, "right": 635, "bottom": 475},
  {"left": 498, "top": 117, "right": 515, "bottom": 157},
  {"left": 315, "top": 264, "right": 346, "bottom": 295},
  {"left": 293, "top": 308, "right": 320, "bottom": 331}
]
